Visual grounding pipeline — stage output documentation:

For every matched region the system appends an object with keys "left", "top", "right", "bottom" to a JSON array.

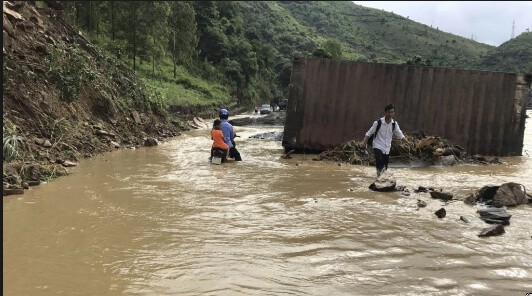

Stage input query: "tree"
[
  {"left": 312, "top": 47, "right": 332, "bottom": 59},
  {"left": 169, "top": 2, "right": 198, "bottom": 78},
  {"left": 144, "top": 1, "right": 170, "bottom": 77},
  {"left": 322, "top": 38, "right": 342, "bottom": 59}
]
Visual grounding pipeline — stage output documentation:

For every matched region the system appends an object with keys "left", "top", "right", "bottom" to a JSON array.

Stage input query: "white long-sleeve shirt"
[{"left": 365, "top": 117, "right": 405, "bottom": 154}]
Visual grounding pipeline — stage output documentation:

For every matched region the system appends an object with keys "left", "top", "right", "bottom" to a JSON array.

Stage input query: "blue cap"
[{"left": 219, "top": 108, "right": 230, "bottom": 116}]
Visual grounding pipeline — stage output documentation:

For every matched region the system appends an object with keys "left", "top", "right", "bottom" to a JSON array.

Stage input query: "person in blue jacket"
[{"left": 219, "top": 108, "right": 242, "bottom": 161}]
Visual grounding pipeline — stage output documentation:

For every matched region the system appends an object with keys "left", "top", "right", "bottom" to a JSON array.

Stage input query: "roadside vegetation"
[{"left": 50, "top": 1, "right": 530, "bottom": 114}]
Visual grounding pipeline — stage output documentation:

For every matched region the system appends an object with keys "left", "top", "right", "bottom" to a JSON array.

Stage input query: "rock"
[
  {"left": 3, "top": 16, "right": 15, "bottom": 37},
  {"left": 3, "top": 188, "right": 24, "bottom": 196},
  {"left": 3, "top": 3, "right": 24, "bottom": 22},
  {"left": 23, "top": 165, "right": 42, "bottom": 181},
  {"left": 110, "top": 141, "right": 120, "bottom": 148},
  {"left": 415, "top": 186, "right": 428, "bottom": 193},
  {"left": 477, "top": 207, "right": 511, "bottom": 225},
  {"left": 35, "top": 138, "right": 51, "bottom": 147},
  {"left": 27, "top": 180, "right": 40, "bottom": 186},
  {"left": 417, "top": 199, "right": 427, "bottom": 207},
  {"left": 460, "top": 216, "right": 470, "bottom": 223},
  {"left": 478, "top": 224, "right": 505, "bottom": 237},
  {"left": 469, "top": 185, "right": 500, "bottom": 205},
  {"left": 433, "top": 148, "right": 444, "bottom": 156},
  {"left": 92, "top": 124, "right": 103, "bottom": 130},
  {"left": 144, "top": 138, "right": 158, "bottom": 146},
  {"left": 430, "top": 191, "right": 453, "bottom": 201},
  {"left": 440, "top": 155, "right": 456, "bottom": 166},
  {"left": 193, "top": 117, "right": 207, "bottom": 128},
  {"left": 468, "top": 183, "right": 527, "bottom": 207},
  {"left": 435, "top": 208, "right": 446, "bottom": 218},
  {"left": 464, "top": 193, "right": 477, "bottom": 205},
  {"left": 22, "top": 182, "right": 29, "bottom": 189},
  {"left": 62, "top": 160, "right": 77, "bottom": 167},
  {"left": 492, "top": 182, "right": 527, "bottom": 207},
  {"left": 131, "top": 110, "right": 142, "bottom": 124},
  {"left": 369, "top": 172, "right": 396, "bottom": 192},
  {"left": 94, "top": 129, "right": 110, "bottom": 136}
]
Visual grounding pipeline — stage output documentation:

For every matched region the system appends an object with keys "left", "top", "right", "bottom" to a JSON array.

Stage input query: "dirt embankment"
[{"left": 2, "top": 1, "right": 193, "bottom": 195}]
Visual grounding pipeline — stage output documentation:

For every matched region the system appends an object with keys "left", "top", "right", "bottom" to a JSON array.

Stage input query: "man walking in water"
[
  {"left": 219, "top": 108, "right": 242, "bottom": 161},
  {"left": 361, "top": 104, "right": 410, "bottom": 176}
]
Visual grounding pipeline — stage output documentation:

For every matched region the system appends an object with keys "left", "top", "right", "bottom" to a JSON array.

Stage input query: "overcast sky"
[{"left": 352, "top": 1, "right": 532, "bottom": 46}]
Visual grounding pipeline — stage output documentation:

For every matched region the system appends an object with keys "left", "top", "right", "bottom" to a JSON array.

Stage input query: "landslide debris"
[
  {"left": 318, "top": 130, "right": 499, "bottom": 166},
  {"left": 2, "top": 1, "right": 187, "bottom": 194}
]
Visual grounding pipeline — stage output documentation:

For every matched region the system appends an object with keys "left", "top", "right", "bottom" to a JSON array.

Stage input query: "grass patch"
[{"left": 133, "top": 57, "right": 231, "bottom": 108}]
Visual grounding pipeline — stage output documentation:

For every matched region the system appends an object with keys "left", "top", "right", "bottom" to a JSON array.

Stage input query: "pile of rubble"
[{"left": 318, "top": 130, "right": 501, "bottom": 166}]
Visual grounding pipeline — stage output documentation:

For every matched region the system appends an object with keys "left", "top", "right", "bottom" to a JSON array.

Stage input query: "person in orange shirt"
[{"left": 211, "top": 119, "right": 229, "bottom": 161}]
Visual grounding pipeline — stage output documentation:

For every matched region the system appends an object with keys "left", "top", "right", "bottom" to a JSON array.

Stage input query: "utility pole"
[{"left": 512, "top": 20, "right": 515, "bottom": 39}]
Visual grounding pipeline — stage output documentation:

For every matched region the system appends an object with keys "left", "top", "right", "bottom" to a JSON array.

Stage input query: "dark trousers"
[
  {"left": 373, "top": 148, "right": 389, "bottom": 175},
  {"left": 230, "top": 140, "right": 242, "bottom": 161}
]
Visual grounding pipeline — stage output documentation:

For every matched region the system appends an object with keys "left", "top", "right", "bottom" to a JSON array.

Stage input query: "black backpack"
[{"left": 367, "top": 118, "right": 396, "bottom": 145}]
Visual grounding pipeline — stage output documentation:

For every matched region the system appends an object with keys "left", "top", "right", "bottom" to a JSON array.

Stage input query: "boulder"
[
  {"left": 144, "top": 138, "right": 158, "bottom": 146},
  {"left": 477, "top": 207, "right": 511, "bottom": 225},
  {"left": 467, "top": 183, "right": 528, "bottom": 207},
  {"left": 369, "top": 172, "right": 396, "bottom": 192},
  {"left": 478, "top": 185, "right": 500, "bottom": 202},
  {"left": 478, "top": 224, "right": 505, "bottom": 237},
  {"left": 417, "top": 199, "right": 427, "bottom": 208},
  {"left": 440, "top": 155, "right": 456, "bottom": 166},
  {"left": 435, "top": 208, "right": 446, "bottom": 218},
  {"left": 430, "top": 191, "right": 453, "bottom": 201},
  {"left": 492, "top": 182, "right": 527, "bottom": 207}
]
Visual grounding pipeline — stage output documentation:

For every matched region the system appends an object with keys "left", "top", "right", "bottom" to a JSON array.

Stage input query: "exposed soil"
[{"left": 2, "top": 1, "right": 207, "bottom": 195}]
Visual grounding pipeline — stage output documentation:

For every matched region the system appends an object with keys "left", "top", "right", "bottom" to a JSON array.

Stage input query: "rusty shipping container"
[{"left": 282, "top": 57, "right": 531, "bottom": 156}]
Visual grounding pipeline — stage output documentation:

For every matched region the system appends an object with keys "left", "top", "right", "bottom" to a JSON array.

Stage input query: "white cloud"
[{"left": 352, "top": 1, "right": 532, "bottom": 46}]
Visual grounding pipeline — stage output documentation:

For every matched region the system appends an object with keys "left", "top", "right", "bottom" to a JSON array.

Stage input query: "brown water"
[{"left": 4, "top": 111, "right": 532, "bottom": 296}]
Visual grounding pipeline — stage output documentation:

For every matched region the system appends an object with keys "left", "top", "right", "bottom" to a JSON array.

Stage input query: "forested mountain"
[
  {"left": 23, "top": 1, "right": 532, "bottom": 108},
  {"left": 56, "top": 1, "right": 530, "bottom": 109},
  {"left": 478, "top": 32, "right": 532, "bottom": 73}
]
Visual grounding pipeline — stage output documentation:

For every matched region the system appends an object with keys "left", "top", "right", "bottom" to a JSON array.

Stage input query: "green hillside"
[
  {"left": 478, "top": 32, "right": 532, "bottom": 73},
  {"left": 239, "top": 1, "right": 495, "bottom": 69},
  {"left": 32, "top": 1, "right": 532, "bottom": 112}
]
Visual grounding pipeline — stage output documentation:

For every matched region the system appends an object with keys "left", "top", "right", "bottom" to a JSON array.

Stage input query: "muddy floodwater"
[{"left": 4, "top": 111, "right": 532, "bottom": 296}]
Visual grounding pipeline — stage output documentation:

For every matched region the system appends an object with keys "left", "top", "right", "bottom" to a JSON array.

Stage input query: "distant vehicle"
[{"left": 260, "top": 104, "right": 272, "bottom": 114}]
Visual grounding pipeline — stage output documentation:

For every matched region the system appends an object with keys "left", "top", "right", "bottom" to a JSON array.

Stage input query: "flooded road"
[{"left": 4, "top": 111, "right": 532, "bottom": 295}]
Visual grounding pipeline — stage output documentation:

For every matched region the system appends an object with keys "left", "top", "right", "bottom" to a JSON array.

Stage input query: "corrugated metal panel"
[{"left": 282, "top": 57, "right": 531, "bottom": 156}]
